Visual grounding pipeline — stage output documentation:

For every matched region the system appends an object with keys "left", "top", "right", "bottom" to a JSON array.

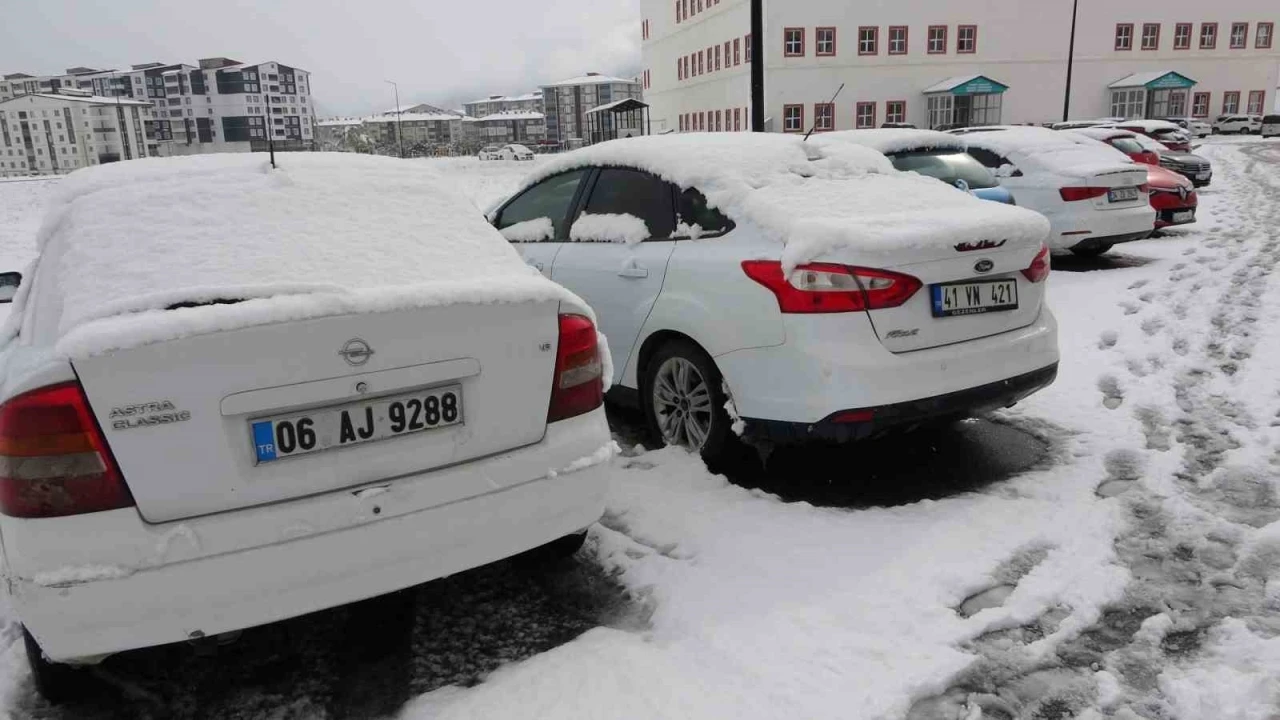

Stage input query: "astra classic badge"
[
  {"left": 974, "top": 259, "right": 995, "bottom": 274},
  {"left": 111, "top": 401, "right": 191, "bottom": 431},
  {"left": 339, "top": 338, "right": 375, "bottom": 367},
  {"left": 954, "top": 239, "right": 1007, "bottom": 252}
]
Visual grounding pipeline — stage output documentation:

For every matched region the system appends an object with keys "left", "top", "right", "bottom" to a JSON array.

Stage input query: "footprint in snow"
[
  {"left": 1120, "top": 301, "right": 1141, "bottom": 316},
  {"left": 1096, "top": 448, "right": 1145, "bottom": 498},
  {"left": 1099, "top": 331, "right": 1119, "bottom": 349},
  {"left": 1099, "top": 375, "right": 1125, "bottom": 409},
  {"left": 1140, "top": 317, "right": 1166, "bottom": 337},
  {"left": 1128, "top": 279, "right": 1150, "bottom": 290}
]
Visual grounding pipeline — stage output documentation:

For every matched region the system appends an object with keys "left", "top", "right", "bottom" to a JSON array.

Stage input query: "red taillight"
[
  {"left": 0, "top": 382, "right": 133, "bottom": 518},
  {"left": 742, "top": 260, "right": 921, "bottom": 313},
  {"left": 1137, "top": 183, "right": 1150, "bottom": 194},
  {"left": 547, "top": 314, "right": 604, "bottom": 423},
  {"left": 1058, "top": 186, "right": 1108, "bottom": 202},
  {"left": 1021, "top": 245, "right": 1050, "bottom": 283}
]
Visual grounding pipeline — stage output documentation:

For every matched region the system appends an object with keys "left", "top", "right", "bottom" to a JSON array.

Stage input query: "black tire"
[
  {"left": 521, "top": 530, "right": 587, "bottom": 565},
  {"left": 23, "top": 627, "right": 88, "bottom": 704},
  {"left": 1070, "top": 243, "right": 1114, "bottom": 258},
  {"left": 641, "top": 339, "right": 746, "bottom": 468}
]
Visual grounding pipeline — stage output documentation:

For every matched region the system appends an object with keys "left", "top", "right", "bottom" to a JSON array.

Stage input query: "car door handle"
[
  {"left": 529, "top": 260, "right": 545, "bottom": 271},
  {"left": 618, "top": 265, "right": 649, "bottom": 279}
]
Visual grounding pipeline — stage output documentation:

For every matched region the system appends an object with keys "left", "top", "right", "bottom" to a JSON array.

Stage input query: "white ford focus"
[
  {"left": 490, "top": 134, "right": 1059, "bottom": 462},
  {"left": 0, "top": 154, "right": 613, "bottom": 700}
]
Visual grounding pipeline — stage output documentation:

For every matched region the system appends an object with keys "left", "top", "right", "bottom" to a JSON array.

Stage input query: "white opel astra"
[
  {"left": 0, "top": 154, "right": 613, "bottom": 700},
  {"left": 490, "top": 134, "right": 1059, "bottom": 463}
]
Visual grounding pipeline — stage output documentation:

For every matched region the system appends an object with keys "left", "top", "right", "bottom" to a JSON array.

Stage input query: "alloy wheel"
[{"left": 651, "top": 357, "right": 713, "bottom": 450}]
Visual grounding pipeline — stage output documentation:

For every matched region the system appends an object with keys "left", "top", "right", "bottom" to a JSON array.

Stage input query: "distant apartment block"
[
  {"left": 0, "top": 88, "right": 153, "bottom": 177},
  {"left": 540, "top": 73, "right": 644, "bottom": 147},
  {"left": 462, "top": 92, "right": 544, "bottom": 118},
  {"left": 0, "top": 56, "right": 317, "bottom": 168}
]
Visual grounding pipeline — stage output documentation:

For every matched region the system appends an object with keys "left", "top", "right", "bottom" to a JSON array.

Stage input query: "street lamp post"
[
  {"left": 751, "top": 0, "right": 764, "bottom": 131},
  {"left": 385, "top": 80, "right": 404, "bottom": 158},
  {"left": 1063, "top": 0, "right": 1080, "bottom": 122}
]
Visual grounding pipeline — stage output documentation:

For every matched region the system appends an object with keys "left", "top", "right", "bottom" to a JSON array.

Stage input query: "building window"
[
  {"left": 1230, "top": 22, "right": 1248, "bottom": 48},
  {"left": 858, "top": 26, "right": 878, "bottom": 55},
  {"left": 698, "top": 50, "right": 704, "bottom": 74},
  {"left": 1141, "top": 23, "right": 1160, "bottom": 50},
  {"left": 957, "top": 25, "right": 977, "bottom": 53},
  {"left": 784, "top": 28, "right": 805, "bottom": 56},
  {"left": 734, "top": 38, "right": 741, "bottom": 65},
  {"left": 1174, "top": 22, "right": 1192, "bottom": 49},
  {"left": 1247, "top": 90, "right": 1266, "bottom": 114},
  {"left": 715, "top": 45, "right": 721, "bottom": 70},
  {"left": 724, "top": 40, "right": 731, "bottom": 67},
  {"left": 1110, "top": 89, "right": 1146, "bottom": 119},
  {"left": 1200, "top": 22, "right": 1217, "bottom": 49},
  {"left": 1222, "top": 91, "right": 1240, "bottom": 114},
  {"left": 1192, "top": 92, "right": 1211, "bottom": 118},
  {"left": 782, "top": 104, "right": 803, "bottom": 132},
  {"left": 1115, "top": 23, "right": 1134, "bottom": 50},
  {"left": 734, "top": 108, "right": 741, "bottom": 131},
  {"left": 888, "top": 26, "right": 907, "bottom": 54},
  {"left": 1258, "top": 22, "right": 1274, "bottom": 49},
  {"left": 814, "top": 103, "right": 834, "bottom": 131},
  {"left": 816, "top": 27, "right": 836, "bottom": 56},
  {"left": 885, "top": 101, "right": 906, "bottom": 124},
  {"left": 927, "top": 25, "right": 948, "bottom": 54},
  {"left": 746, "top": 34, "right": 752, "bottom": 62}
]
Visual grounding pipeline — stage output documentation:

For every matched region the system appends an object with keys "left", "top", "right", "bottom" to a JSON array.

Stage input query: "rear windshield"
[
  {"left": 889, "top": 150, "right": 998, "bottom": 189},
  {"left": 1109, "top": 137, "right": 1147, "bottom": 156},
  {"left": 1264, "top": 115, "right": 1280, "bottom": 124}
]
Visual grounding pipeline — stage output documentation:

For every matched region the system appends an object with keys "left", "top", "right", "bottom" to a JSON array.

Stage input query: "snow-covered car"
[
  {"left": 1050, "top": 120, "right": 1109, "bottom": 131},
  {"left": 1263, "top": 114, "right": 1280, "bottom": 139},
  {"left": 951, "top": 126, "right": 1154, "bottom": 256},
  {"left": 489, "top": 134, "right": 1058, "bottom": 462},
  {"left": 1121, "top": 131, "right": 1214, "bottom": 187},
  {"left": 1156, "top": 117, "right": 1212, "bottom": 138},
  {"left": 0, "top": 154, "right": 612, "bottom": 701},
  {"left": 817, "top": 128, "right": 1015, "bottom": 204},
  {"left": 1212, "top": 115, "right": 1263, "bottom": 134},
  {"left": 479, "top": 144, "right": 535, "bottom": 161},
  {"left": 1104, "top": 119, "right": 1192, "bottom": 152},
  {"left": 1063, "top": 128, "right": 1197, "bottom": 229}
]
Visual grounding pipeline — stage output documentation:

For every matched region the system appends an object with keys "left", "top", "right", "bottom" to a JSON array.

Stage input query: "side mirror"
[{"left": 0, "top": 272, "right": 20, "bottom": 304}]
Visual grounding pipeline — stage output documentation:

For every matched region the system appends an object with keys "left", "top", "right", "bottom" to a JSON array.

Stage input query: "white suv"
[
  {"left": 1262, "top": 114, "right": 1280, "bottom": 138},
  {"left": 490, "top": 134, "right": 1059, "bottom": 462},
  {"left": 0, "top": 154, "right": 612, "bottom": 700},
  {"left": 1213, "top": 115, "right": 1263, "bottom": 134}
]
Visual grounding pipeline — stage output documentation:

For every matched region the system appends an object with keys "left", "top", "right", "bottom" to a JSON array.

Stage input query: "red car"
[
  {"left": 1066, "top": 128, "right": 1197, "bottom": 228},
  {"left": 1107, "top": 120, "right": 1193, "bottom": 152}
]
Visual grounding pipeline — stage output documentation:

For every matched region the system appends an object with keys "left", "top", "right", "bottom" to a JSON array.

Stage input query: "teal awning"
[
  {"left": 1108, "top": 71, "right": 1197, "bottom": 90},
  {"left": 923, "top": 74, "right": 1010, "bottom": 96}
]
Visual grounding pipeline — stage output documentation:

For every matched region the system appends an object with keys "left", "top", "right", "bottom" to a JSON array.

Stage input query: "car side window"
[
  {"left": 495, "top": 169, "right": 588, "bottom": 241},
  {"left": 577, "top": 168, "right": 676, "bottom": 241},
  {"left": 675, "top": 187, "right": 735, "bottom": 238},
  {"left": 965, "top": 147, "right": 1022, "bottom": 177}
]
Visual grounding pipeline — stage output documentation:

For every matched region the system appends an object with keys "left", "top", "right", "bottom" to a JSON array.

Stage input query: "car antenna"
[{"left": 804, "top": 83, "right": 845, "bottom": 141}]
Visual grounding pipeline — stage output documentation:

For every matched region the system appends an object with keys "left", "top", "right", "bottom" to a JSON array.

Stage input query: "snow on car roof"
[
  {"left": 1108, "top": 118, "right": 1184, "bottom": 133},
  {"left": 512, "top": 134, "right": 1049, "bottom": 272},
  {"left": 1061, "top": 127, "right": 1137, "bottom": 142},
  {"left": 813, "top": 128, "right": 967, "bottom": 155},
  {"left": 954, "top": 126, "right": 1137, "bottom": 176},
  {"left": 29, "top": 153, "right": 579, "bottom": 357}
]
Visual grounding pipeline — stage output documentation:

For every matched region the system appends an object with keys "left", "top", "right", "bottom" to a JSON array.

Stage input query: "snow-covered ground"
[{"left": 1, "top": 141, "right": 1279, "bottom": 718}]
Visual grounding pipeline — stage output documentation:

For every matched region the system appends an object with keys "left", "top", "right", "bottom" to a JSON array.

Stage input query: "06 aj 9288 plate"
[
  {"left": 930, "top": 279, "right": 1019, "bottom": 318},
  {"left": 251, "top": 385, "right": 463, "bottom": 464}
]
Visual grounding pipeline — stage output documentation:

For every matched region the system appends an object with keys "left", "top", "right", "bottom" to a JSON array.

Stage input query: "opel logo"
[
  {"left": 1177, "top": 186, "right": 1189, "bottom": 201},
  {"left": 339, "top": 338, "right": 375, "bottom": 366},
  {"left": 974, "top": 259, "right": 995, "bottom": 274}
]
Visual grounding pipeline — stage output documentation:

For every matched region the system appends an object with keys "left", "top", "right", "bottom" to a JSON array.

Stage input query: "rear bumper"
[
  {"left": 745, "top": 363, "right": 1058, "bottom": 443},
  {"left": 1155, "top": 207, "right": 1197, "bottom": 228},
  {"left": 1067, "top": 230, "right": 1152, "bottom": 252},
  {"left": 1045, "top": 204, "right": 1155, "bottom": 251},
  {"left": 4, "top": 409, "right": 613, "bottom": 663}
]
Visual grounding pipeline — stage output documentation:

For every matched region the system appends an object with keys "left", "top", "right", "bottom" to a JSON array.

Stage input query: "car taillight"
[
  {"left": 742, "top": 260, "right": 921, "bottom": 313},
  {"left": 1137, "top": 183, "right": 1150, "bottom": 194},
  {"left": 0, "top": 382, "right": 134, "bottom": 518},
  {"left": 1058, "top": 186, "right": 1109, "bottom": 202},
  {"left": 547, "top": 314, "right": 604, "bottom": 423},
  {"left": 1021, "top": 245, "right": 1050, "bottom": 283}
]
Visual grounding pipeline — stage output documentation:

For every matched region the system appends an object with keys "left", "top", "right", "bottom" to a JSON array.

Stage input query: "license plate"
[
  {"left": 1108, "top": 187, "right": 1140, "bottom": 203},
  {"left": 1196, "top": 172, "right": 1210, "bottom": 180},
  {"left": 931, "top": 279, "right": 1019, "bottom": 318},
  {"left": 1172, "top": 210, "right": 1195, "bottom": 222},
  {"left": 251, "top": 385, "right": 463, "bottom": 463}
]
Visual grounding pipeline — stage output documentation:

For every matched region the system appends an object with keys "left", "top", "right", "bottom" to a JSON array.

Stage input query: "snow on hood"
[
  {"left": 511, "top": 134, "right": 1049, "bottom": 272},
  {"left": 957, "top": 126, "right": 1139, "bottom": 178},
  {"left": 29, "top": 153, "right": 582, "bottom": 357},
  {"left": 812, "top": 128, "right": 967, "bottom": 156}
]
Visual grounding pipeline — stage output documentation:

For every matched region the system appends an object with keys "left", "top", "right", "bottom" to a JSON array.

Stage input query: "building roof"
[
  {"left": 923, "top": 74, "right": 1010, "bottom": 95},
  {"left": 464, "top": 92, "right": 542, "bottom": 106},
  {"left": 364, "top": 112, "right": 461, "bottom": 123},
  {"left": 585, "top": 98, "right": 648, "bottom": 115},
  {"left": 3, "top": 73, "right": 34, "bottom": 80},
  {"left": 317, "top": 118, "right": 364, "bottom": 127},
  {"left": 0, "top": 93, "right": 151, "bottom": 107},
  {"left": 1108, "top": 71, "right": 1197, "bottom": 90},
  {"left": 477, "top": 110, "right": 545, "bottom": 121},
  {"left": 541, "top": 73, "right": 638, "bottom": 88}
]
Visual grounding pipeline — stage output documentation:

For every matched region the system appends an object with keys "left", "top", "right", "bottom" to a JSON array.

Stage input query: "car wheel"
[
  {"left": 23, "top": 628, "right": 89, "bottom": 704},
  {"left": 642, "top": 341, "right": 752, "bottom": 469},
  {"left": 1070, "top": 243, "right": 1114, "bottom": 258},
  {"left": 519, "top": 530, "right": 587, "bottom": 565}
]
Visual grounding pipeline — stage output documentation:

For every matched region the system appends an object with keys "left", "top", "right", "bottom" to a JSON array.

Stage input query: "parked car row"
[{"left": 478, "top": 143, "right": 536, "bottom": 161}]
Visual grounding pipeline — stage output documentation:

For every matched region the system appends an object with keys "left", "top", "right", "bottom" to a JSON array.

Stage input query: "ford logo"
[
  {"left": 339, "top": 338, "right": 375, "bottom": 366},
  {"left": 974, "top": 259, "right": 995, "bottom": 274}
]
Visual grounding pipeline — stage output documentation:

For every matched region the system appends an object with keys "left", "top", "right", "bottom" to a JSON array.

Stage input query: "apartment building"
[
  {"left": 0, "top": 88, "right": 153, "bottom": 177},
  {"left": 540, "top": 73, "right": 644, "bottom": 147},
  {"left": 640, "top": 0, "right": 1280, "bottom": 133},
  {"left": 1, "top": 56, "right": 317, "bottom": 160},
  {"left": 476, "top": 110, "right": 547, "bottom": 145},
  {"left": 462, "top": 92, "right": 544, "bottom": 118},
  {"left": 364, "top": 111, "right": 463, "bottom": 149}
]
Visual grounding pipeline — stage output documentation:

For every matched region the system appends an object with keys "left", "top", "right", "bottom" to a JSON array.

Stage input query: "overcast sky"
[{"left": 0, "top": 0, "right": 641, "bottom": 116}]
